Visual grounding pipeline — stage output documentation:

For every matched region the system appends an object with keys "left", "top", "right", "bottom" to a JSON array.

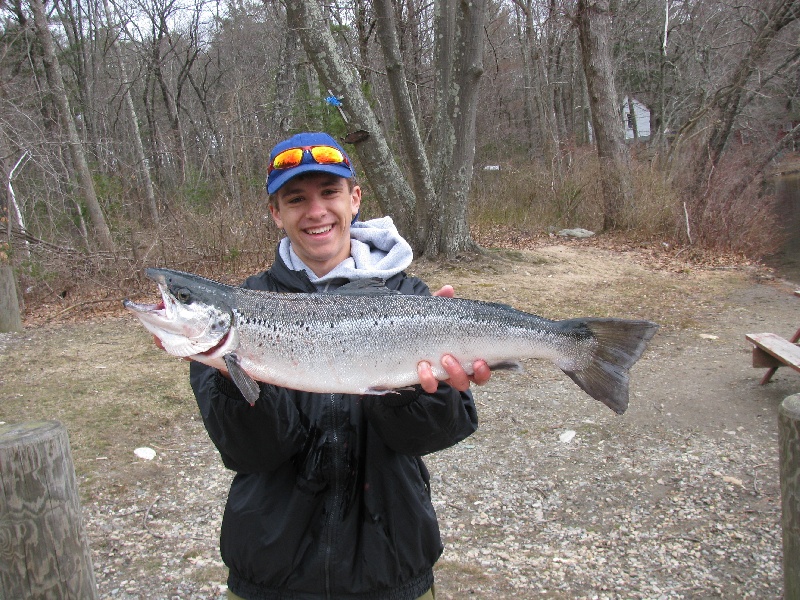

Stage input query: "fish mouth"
[
  {"left": 122, "top": 297, "right": 165, "bottom": 315},
  {"left": 123, "top": 269, "right": 171, "bottom": 316},
  {"left": 123, "top": 284, "right": 171, "bottom": 318},
  {"left": 122, "top": 281, "right": 185, "bottom": 334}
]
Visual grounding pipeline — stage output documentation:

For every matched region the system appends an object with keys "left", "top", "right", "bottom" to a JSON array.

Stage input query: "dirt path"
[{"left": 1, "top": 243, "right": 798, "bottom": 599}]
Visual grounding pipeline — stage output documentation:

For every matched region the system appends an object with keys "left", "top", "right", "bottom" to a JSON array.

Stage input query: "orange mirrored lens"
[
  {"left": 272, "top": 148, "right": 304, "bottom": 170},
  {"left": 310, "top": 146, "right": 345, "bottom": 165},
  {"left": 269, "top": 145, "right": 348, "bottom": 174}
]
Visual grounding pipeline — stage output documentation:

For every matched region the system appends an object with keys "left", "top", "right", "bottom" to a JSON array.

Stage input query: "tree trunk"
[
  {"left": 29, "top": 0, "right": 115, "bottom": 253},
  {"left": 272, "top": 21, "right": 300, "bottom": 135},
  {"left": 372, "top": 0, "right": 438, "bottom": 249},
  {"left": 430, "top": 0, "right": 485, "bottom": 258},
  {"left": 102, "top": 0, "right": 159, "bottom": 225},
  {"left": 0, "top": 264, "right": 22, "bottom": 332},
  {"left": 54, "top": 0, "right": 102, "bottom": 164},
  {"left": 627, "top": 96, "right": 638, "bottom": 141},
  {"left": 150, "top": 21, "right": 188, "bottom": 185},
  {"left": 285, "top": 1, "right": 416, "bottom": 236},
  {"left": 289, "top": 0, "right": 485, "bottom": 259},
  {"left": 0, "top": 132, "right": 22, "bottom": 332},
  {"left": 515, "top": 1, "right": 540, "bottom": 156},
  {"left": 575, "top": 0, "right": 632, "bottom": 231}
]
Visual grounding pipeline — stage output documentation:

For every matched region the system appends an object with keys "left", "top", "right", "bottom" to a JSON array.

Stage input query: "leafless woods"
[{"left": 0, "top": 0, "right": 798, "bottom": 280}]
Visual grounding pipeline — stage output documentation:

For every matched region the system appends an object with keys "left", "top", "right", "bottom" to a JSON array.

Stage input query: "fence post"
[
  {"left": 780, "top": 394, "right": 800, "bottom": 598},
  {"left": 0, "top": 420, "right": 98, "bottom": 599}
]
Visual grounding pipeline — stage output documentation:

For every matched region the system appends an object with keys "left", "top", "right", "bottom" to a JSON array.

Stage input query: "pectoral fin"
[{"left": 224, "top": 354, "right": 260, "bottom": 406}]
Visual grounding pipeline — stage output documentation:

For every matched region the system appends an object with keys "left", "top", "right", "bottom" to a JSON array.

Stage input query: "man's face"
[{"left": 269, "top": 173, "right": 361, "bottom": 277}]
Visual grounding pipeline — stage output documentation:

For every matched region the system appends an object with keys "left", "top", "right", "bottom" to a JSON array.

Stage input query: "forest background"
[{"left": 0, "top": 0, "right": 799, "bottom": 326}]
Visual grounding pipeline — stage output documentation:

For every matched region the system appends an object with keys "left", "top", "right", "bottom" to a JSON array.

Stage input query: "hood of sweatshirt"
[{"left": 277, "top": 216, "right": 414, "bottom": 290}]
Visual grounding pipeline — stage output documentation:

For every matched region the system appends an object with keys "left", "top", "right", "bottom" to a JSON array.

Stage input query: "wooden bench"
[{"left": 746, "top": 290, "right": 800, "bottom": 384}]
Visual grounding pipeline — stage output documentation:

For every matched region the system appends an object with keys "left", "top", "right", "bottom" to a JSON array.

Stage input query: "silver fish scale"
[
  {"left": 226, "top": 290, "right": 592, "bottom": 394},
  {"left": 126, "top": 268, "right": 658, "bottom": 412}
]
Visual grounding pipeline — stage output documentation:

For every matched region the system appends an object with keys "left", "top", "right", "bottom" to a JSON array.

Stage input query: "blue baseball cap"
[{"left": 266, "top": 132, "right": 355, "bottom": 194}]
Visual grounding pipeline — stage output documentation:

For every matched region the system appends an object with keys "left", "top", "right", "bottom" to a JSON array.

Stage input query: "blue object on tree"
[{"left": 325, "top": 95, "right": 342, "bottom": 107}]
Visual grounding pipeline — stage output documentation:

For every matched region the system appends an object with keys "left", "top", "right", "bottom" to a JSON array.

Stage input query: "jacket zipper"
[{"left": 324, "top": 392, "right": 343, "bottom": 599}]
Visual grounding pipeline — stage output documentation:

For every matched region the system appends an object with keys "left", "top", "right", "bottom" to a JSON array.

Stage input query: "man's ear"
[
  {"left": 351, "top": 185, "right": 362, "bottom": 217},
  {"left": 268, "top": 202, "right": 283, "bottom": 229}
]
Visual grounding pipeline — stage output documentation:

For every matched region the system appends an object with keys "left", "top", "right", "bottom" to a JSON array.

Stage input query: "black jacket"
[{"left": 190, "top": 252, "right": 479, "bottom": 599}]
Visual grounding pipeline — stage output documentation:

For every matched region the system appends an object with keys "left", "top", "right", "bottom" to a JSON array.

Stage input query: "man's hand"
[
  {"left": 433, "top": 285, "right": 455, "bottom": 299},
  {"left": 417, "top": 355, "right": 491, "bottom": 393},
  {"left": 417, "top": 286, "right": 492, "bottom": 393}
]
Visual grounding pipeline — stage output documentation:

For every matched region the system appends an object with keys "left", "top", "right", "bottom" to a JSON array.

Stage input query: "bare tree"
[
  {"left": 54, "top": 0, "right": 103, "bottom": 160},
  {"left": 684, "top": 0, "right": 800, "bottom": 197},
  {"left": 139, "top": 0, "right": 195, "bottom": 185},
  {"left": 286, "top": 0, "right": 485, "bottom": 258},
  {"left": 29, "top": 0, "right": 115, "bottom": 252},
  {"left": 0, "top": 130, "right": 22, "bottom": 332},
  {"left": 427, "top": 0, "right": 486, "bottom": 255},
  {"left": 284, "top": 2, "right": 415, "bottom": 224},
  {"left": 102, "top": 0, "right": 160, "bottom": 225},
  {"left": 371, "top": 0, "right": 437, "bottom": 246},
  {"left": 573, "top": 0, "right": 633, "bottom": 230},
  {"left": 1, "top": 0, "right": 798, "bottom": 270},
  {"left": 272, "top": 11, "right": 300, "bottom": 135}
]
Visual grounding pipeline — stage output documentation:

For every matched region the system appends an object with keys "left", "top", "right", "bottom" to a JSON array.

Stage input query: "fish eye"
[{"left": 175, "top": 287, "right": 192, "bottom": 303}]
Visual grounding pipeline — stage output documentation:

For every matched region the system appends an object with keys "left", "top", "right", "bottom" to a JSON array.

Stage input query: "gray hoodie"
[{"left": 277, "top": 216, "right": 414, "bottom": 291}]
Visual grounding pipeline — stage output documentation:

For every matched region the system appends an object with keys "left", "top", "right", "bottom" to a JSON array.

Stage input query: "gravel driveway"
[{"left": 1, "top": 244, "right": 798, "bottom": 599}]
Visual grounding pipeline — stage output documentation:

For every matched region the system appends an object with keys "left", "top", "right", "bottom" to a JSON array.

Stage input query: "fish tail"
[{"left": 562, "top": 318, "right": 658, "bottom": 415}]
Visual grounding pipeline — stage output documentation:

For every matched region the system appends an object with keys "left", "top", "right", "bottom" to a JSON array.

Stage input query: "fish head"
[{"left": 123, "top": 268, "right": 233, "bottom": 357}]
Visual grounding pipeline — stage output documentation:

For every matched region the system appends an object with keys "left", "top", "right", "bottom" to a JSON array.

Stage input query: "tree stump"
[
  {"left": 0, "top": 264, "right": 22, "bottom": 333},
  {"left": 780, "top": 394, "right": 800, "bottom": 598},
  {"left": 0, "top": 420, "right": 97, "bottom": 599}
]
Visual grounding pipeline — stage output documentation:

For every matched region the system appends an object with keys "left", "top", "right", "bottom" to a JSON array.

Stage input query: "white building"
[{"left": 622, "top": 97, "right": 651, "bottom": 141}]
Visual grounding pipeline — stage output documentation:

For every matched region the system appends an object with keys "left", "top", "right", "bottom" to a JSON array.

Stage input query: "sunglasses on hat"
[{"left": 268, "top": 145, "right": 350, "bottom": 173}]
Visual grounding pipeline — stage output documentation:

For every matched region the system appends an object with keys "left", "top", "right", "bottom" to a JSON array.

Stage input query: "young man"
[{"left": 189, "top": 132, "right": 490, "bottom": 599}]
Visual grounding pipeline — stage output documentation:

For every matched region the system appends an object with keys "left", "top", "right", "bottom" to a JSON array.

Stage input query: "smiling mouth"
[{"left": 305, "top": 225, "right": 333, "bottom": 235}]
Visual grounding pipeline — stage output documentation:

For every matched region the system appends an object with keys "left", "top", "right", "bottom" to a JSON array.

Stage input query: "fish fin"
[
  {"left": 562, "top": 319, "right": 659, "bottom": 415},
  {"left": 223, "top": 354, "right": 260, "bottom": 406},
  {"left": 363, "top": 386, "right": 402, "bottom": 395},
  {"left": 332, "top": 278, "right": 401, "bottom": 295},
  {"left": 486, "top": 360, "right": 523, "bottom": 372}
]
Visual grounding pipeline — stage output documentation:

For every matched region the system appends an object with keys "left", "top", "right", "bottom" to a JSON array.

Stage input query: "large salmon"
[{"left": 123, "top": 268, "right": 658, "bottom": 413}]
